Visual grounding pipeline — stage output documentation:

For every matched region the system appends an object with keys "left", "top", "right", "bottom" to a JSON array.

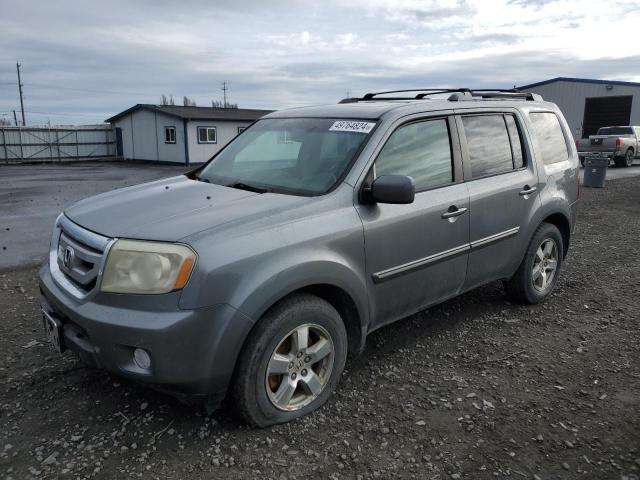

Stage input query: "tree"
[
  {"left": 211, "top": 99, "right": 238, "bottom": 109},
  {"left": 183, "top": 96, "right": 196, "bottom": 107},
  {"left": 160, "top": 94, "right": 176, "bottom": 106},
  {"left": 0, "top": 117, "right": 10, "bottom": 126}
]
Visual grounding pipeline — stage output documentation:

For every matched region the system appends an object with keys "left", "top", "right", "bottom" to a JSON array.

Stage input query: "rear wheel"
[
  {"left": 504, "top": 223, "right": 564, "bottom": 304},
  {"left": 614, "top": 149, "right": 633, "bottom": 168},
  {"left": 625, "top": 149, "right": 634, "bottom": 167},
  {"left": 231, "top": 294, "right": 347, "bottom": 427}
]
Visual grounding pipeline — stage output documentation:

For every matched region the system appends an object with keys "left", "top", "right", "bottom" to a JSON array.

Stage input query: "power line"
[{"left": 23, "top": 82, "right": 164, "bottom": 97}]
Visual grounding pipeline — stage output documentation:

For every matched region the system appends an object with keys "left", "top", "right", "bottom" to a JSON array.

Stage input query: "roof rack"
[{"left": 340, "top": 88, "right": 543, "bottom": 103}]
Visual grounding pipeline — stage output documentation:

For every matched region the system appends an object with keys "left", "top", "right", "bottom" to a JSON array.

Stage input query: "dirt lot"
[{"left": 1, "top": 177, "right": 639, "bottom": 480}]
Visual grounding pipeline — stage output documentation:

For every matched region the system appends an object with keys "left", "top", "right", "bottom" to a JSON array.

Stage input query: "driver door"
[{"left": 356, "top": 115, "right": 470, "bottom": 327}]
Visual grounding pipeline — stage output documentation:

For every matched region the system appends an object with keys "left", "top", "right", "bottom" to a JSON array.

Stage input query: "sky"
[{"left": 1, "top": 0, "right": 639, "bottom": 125}]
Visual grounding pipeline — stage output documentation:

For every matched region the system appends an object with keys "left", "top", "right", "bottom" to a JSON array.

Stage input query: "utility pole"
[
  {"left": 13, "top": 110, "right": 18, "bottom": 126},
  {"left": 221, "top": 81, "right": 228, "bottom": 107},
  {"left": 16, "top": 63, "right": 26, "bottom": 126}
]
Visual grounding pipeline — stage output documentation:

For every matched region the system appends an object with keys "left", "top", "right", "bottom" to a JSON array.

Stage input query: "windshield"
[
  {"left": 197, "top": 118, "right": 375, "bottom": 195},
  {"left": 597, "top": 127, "right": 633, "bottom": 135}
]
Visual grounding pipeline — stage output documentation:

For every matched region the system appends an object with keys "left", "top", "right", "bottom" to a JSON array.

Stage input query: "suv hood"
[{"left": 64, "top": 175, "right": 307, "bottom": 241}]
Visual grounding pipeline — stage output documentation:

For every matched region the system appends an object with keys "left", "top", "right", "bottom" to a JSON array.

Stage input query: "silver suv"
[{"left": 40, "top": 89, "right": 579, "bottom": 426}]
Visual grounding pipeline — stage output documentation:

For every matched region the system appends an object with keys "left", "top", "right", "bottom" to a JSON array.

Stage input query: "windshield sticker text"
[{"left": 329, "top": 121, "right": 376, "bottom": 134}]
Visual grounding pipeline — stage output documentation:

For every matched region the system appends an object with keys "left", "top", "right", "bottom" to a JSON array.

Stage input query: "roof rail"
[
  {"left": 449, "top": 90, "right": 544, "bottom": 102},
  {"left": 361, "top": 88, "right": 472, "bottom": 101},
  {"left": 345, "top": 88, "right": 543, "bottom": 103}
]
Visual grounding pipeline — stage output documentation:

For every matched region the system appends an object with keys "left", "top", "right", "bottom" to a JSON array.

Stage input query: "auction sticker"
[{"left": 329, "top": 120, "right": 376, "bottom": 134}]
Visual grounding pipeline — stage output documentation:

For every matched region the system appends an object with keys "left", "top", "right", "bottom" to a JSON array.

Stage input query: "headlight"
[{"left": 101, "top": 239, "right": 196, "bottom": 294}]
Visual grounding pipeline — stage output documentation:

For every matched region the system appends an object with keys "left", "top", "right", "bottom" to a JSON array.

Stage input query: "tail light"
[{"left": 616, "top": 138, "right": 622, "bottom": 148}]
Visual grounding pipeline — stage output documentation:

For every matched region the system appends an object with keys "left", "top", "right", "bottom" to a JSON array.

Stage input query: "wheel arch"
[
  {"left": 232, "top": 260, "right": 370, "bottom": 358},
  {"left": 541, "top": 211, "right": 571, "bottom": 258}
]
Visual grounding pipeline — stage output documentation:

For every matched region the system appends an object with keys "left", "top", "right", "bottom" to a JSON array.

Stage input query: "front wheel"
[
  {"left": 504, "top": 223, "right": 564, "bottom": 304},
  {"left": 231, "top": 294, "right": 347, "bottom": 427}
]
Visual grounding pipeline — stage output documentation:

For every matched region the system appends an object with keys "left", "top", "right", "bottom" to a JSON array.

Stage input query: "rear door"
[
  {"left": 455, "top": 110, "right": 540, "bottom": 290},
  {"left": 357, "top": 114, "right": 470, "bottom": 326}
]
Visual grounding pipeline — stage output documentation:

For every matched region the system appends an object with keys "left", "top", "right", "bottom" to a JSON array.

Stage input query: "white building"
[
  {"left": 518, "top": 77, "right": 640, "bottom": 140},
  {"left": 106, "top": 104, "right": 272, "bottom": 165}
]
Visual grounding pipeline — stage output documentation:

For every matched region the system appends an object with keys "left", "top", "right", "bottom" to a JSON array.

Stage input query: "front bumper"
[{"left": 39, "top": 262, "right": 254, "bottom": 405}]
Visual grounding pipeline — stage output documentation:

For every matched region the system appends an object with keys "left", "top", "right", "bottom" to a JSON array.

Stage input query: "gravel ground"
[{"left": 1, "top": 177, "right": 639, "bottom": 480}]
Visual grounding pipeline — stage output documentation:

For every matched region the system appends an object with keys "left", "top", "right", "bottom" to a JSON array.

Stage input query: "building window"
[
  {"left": 237, "top": 126, "right": 247, "bottom": 135},
  {"left": 277, "top": 130, "right": 293, "bottom": 144},
  {"left": 164, "top": 126, "right": 176, "bottom": 144},
  {"left": 198, "top": 127, "right": 217, "bottom": 144}
]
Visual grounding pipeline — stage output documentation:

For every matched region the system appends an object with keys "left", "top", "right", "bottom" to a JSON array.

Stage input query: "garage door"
[{"left": 582, "top": 95, "right": 633, "bottom": 138}]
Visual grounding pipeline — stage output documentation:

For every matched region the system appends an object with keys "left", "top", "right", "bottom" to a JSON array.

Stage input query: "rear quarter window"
[{"left": 529, "top": 112, "right": 569, "bottom": 165}]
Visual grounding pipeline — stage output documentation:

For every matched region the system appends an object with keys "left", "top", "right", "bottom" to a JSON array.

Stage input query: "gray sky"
[{"left": 1, "top": 0, "right": 639, "bottom": 125}]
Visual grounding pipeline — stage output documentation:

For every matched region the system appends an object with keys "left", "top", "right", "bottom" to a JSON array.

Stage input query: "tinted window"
[
  {"left": 375, "top": 119, "right": 453, "bottom": 191},
  {"left": 462, "top": 115, "right": 513, "bottom": 177},
  {"left": 529, "top": 112, "right": 569, "bottom": 165},
  {"left": 505, "top": 115, "right": 524, "bottom": 169}
]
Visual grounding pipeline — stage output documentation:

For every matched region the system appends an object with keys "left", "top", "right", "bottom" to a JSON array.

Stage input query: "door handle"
[
  {"left": 519, "top": 185, "right": 537, "bottom": 196},
  {"left": 441, "top": 206, "right": 468, "bottom": 219}
]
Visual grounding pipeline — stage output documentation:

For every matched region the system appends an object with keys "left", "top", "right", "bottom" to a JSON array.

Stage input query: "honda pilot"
[{"left": 40, "top": 88, "right": 579, "bottom": 426}]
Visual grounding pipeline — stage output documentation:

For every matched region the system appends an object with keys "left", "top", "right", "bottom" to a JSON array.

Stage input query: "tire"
[
  {"left": 614, "top": 149, "right": 633, "bottom": 168},
  {"left": 625, "top": 149, "right": 634, "bottom": 167},
  {"left": 231, "top": 293, "right": 348, "bottom": 427},
  {"left": 504, "top": 223, "right": 564, "bottom": 304}
]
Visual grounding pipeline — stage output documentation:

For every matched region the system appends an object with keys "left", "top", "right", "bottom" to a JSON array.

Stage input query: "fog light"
[{"left": 133, "top": 348, "right": 151, "bottom": 369}]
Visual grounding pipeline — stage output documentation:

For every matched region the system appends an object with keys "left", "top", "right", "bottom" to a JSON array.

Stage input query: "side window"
[
  {"left": 461, "top": 115, "right": 513, "bottom": 178},
  {"left": 375, "top": 118, "right": 453, "bottom": 191},
  {"left": 505, "top": 115, "right": 524, "bottom": 169},
  {"left": 528, "top": 112, "right": 569, "bottom": 165}
]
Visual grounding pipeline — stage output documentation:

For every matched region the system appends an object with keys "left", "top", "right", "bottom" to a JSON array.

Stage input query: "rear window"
[
  {"left": 597, "top": 126, "right": 633, "bottom": 135},
  {"left": 529, "top": 112, "right": 569, "bottom": 165},
  {"left": 462, "top": 114, "right": 514, "bottom": 178}
]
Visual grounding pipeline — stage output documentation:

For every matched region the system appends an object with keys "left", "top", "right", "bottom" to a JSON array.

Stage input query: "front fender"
[{"left": 232, "top": 254, "right": 370, "bottom": 329}]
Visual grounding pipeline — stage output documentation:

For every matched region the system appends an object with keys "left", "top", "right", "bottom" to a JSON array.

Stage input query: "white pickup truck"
[{"left": 576, "top": 126, "right": 639, "bottom": 168}]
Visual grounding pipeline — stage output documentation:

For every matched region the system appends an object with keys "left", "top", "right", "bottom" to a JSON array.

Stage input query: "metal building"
[
  {"left": 106, "top": 104, "right": 272, "bottom": 165},
  {"left": 518, "top": 77, "right": 640, "bottom": 139}
]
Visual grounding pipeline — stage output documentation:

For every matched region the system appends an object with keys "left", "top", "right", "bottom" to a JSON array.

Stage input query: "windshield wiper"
[
  {"left": 191, "top": 172, "right": 210, "bottom": 183},
  {"left": 226, "top": 182, "right": 269, "bottom": 194}
]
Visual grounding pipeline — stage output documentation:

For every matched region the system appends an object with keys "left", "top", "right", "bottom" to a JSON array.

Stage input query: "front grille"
[
  {"left": 57, "top": 231, "right": 103, "bottom": 292},
  {"left": 50, "top": 215, "right": 111, "bottom": 299}
]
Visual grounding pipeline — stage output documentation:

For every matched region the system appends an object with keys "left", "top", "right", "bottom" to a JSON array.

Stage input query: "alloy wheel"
[
  {"left": 531, "top": 238, "right": 558, "bottom": 292},
  {"left": 265, "top": 323, "right": 334, "bottom": 411}
]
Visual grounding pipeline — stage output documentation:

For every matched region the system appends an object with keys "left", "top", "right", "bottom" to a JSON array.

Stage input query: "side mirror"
[{"left": 370, "top": 175, "right": 415, "bottom": 204}]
